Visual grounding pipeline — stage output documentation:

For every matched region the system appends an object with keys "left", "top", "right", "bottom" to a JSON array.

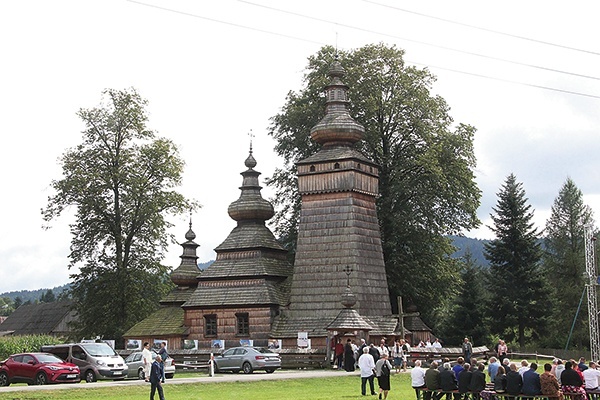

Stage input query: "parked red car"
[{"left": 0, "top": 352, "right": 81, "bottom": 386}]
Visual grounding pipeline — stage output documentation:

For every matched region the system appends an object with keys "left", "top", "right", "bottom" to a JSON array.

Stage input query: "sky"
[{"left": 1, "top": 0, "right": 599, "bottom": 294}]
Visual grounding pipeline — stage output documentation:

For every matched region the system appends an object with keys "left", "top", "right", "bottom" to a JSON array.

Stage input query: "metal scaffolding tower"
[{"left": 585, "top": 224, "right": 600, "bottom": 361}]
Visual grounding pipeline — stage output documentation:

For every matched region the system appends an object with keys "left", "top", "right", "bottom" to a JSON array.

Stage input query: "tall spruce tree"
[
  {"left": 484, "top": 174, "right": 547, "bottom": 347},
  {"left": 543, "top": 178, "right": 594, "bottom": 348},
  {"left": 438, "top": 249, "right": 490, "bottom": 346}
]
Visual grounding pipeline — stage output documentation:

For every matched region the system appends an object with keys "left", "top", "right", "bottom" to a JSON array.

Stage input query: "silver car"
[
  {"left": 213, "top": 347, "right": 281, "bottom": 374},
  {"left": 124, "top": 351, "right": 175, "bottom": 380}
]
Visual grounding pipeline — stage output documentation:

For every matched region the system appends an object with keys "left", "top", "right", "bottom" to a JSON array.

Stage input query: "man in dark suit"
[
  {"left": 150, "top": 354, "right": 165, "bottom": 400},
  {"left": 469, "top": 363, "right": 487, "bottom": 399},
  {"left": 522, "top": 363, "right": 542, "bottom": 396}
]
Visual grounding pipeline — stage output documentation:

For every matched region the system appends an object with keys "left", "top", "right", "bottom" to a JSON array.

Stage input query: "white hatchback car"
[{"left": 124, "top": 351, "right": 175, "bottom": 380}]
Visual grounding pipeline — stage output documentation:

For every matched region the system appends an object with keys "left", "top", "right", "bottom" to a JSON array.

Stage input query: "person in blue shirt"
[
  {"left": 150, "top": 355, "right": 165, "bottom": 400},
  {"left": 487, "top": 356, "right": 500, "bottom": 382},
  {"left": 157, "top": 342, "right": 169, "bottom": 383}
]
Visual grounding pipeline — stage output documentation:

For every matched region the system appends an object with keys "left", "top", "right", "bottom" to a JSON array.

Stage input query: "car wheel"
[
  {"left": 35, "top": 372, "right": 48, "bottom": 385},
  {"left": 265, "top": 369, "right": 275, "bottom": 374},
  {"left": 85, "top": 370, "right": 97, "bottom": 383},
  {"left": 0, "top": 372, "right": 10, "bottom": 386},
  {"left": 165, "top": 373, "right": 174, "bottom": 379},
  {"left": 242, "top": 362, "right": 253, "bottom": 374},
  {"left": 138, "top": 368, "right": 145, "bottom": 380},
  {"left": 213, "top": 363, "right": 220, "bottom": 373}
]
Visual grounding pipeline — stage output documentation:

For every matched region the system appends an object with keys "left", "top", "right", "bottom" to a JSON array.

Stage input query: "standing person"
[
  {"left": 359, "top": 346, "right": 376, "bottom": 396},
  {"left": 391, "top": 339, "right": 403, "bottom": 373},
  {"left": 411, "top": 360, "right": 427, "bottom": 400},
  {"left": 344, "top": 338, "right": 355, "bottom": 372},
  {"left": 541, "top": 363, "right": 564, "bottom": 400},
  {"left": 150, "top": 354, "right": 165, "bottom": 400},
  {"left": 157, "top": 342, "right": 169, "bottom": 383},
  {"left": 142, "top": 342, "right": 153, "bottom": 382},
  {"left": 369, "top": 343, "right": 380, "bottom": 363},
  {"left": 378, "top": 338, "right": 389, "bottom": 358},
  {"left": 375, "top": 353, "right": 393, "bottom": 400},
  {"left": 462, "top": 338, "right": 473, "bottom": 364},
  {"left": 334, "top": 338, "right": 344, "bottom": 369},
  {"left": 497, "top": 339, "right": 508, "bottom": 365},
  {"left": 402, "top": 339, "right": 411, "bottom": 372}
]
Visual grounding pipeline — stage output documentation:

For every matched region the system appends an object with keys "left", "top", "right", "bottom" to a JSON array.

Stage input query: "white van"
[{"left": 41, "top": 342, "right": 128, "bottom": 383}]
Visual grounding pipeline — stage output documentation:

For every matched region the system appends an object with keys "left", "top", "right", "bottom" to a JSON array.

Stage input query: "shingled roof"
[
  {"left": 124, "top": 306, "right": 188, "bottom": 337},
  {"left": 0, "top": 300, "right": 76, "bottom": 336},
  {"left": 184, "top": 279, "right": 290, "bottom": 308}
]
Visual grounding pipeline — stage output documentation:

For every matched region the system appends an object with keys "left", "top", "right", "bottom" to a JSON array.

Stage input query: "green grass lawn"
[{"left": 0, "top": 372, "right": 416, "bottom": 400}]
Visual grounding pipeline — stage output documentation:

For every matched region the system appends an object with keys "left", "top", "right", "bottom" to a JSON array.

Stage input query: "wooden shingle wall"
[{"left": 288, "top": 191, "right": 390, "bottom": 319}]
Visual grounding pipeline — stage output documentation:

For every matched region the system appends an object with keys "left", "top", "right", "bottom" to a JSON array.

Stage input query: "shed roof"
[
  {"left": 123, "top": 306, "right": 188, "bottom": 337},
  {"left": 0, "top": 301, "right": 75, "bottom": 336}
]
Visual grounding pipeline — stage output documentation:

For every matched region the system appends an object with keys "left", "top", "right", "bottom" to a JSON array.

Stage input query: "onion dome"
[
  {"left": 227, "top": 145, "right": 274, "bottom": 222},
  {"left": 171, "top": 216, "right": 200, "bottom": 287},
  {"left": 310, "top": 56, "right": 365, "bottom": 146}
]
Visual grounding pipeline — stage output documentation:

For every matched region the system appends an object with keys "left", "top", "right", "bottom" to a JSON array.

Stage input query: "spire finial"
[
  {"left": 189, "top": 209, "right": 193, "bottom": 229},
  {"left": 248, "top": 129, "right": 254, "bottom": 154}
]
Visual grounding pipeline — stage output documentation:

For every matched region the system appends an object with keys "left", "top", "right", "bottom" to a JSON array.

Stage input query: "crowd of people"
[
  {"left": 335, "top": 335, "right": 600, "bottom": 399},
  {"left": 408, "top": 340, "right": 600, "bottom": 400}
]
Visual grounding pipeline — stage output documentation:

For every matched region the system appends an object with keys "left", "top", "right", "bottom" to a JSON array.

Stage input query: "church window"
[
  {"left": 205, "top": 314, "right": 217, "bottom": 337},
  {"left": 334, "top": 162, "right": 340, "bottom": 169},
  {"left": 309, "top": 165, "right": 315, "bottom": 172},
  {"left": 236, "top": 313, "right": 250, "bottom": 336}
]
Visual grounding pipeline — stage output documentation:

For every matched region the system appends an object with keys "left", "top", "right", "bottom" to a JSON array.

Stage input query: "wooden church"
[{"left": 124, "top": 58, "right": 428, "bottom": 351}]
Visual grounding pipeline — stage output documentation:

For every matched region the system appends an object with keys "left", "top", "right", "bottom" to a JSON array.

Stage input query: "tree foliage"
[
  {"left": 437, "top": 250, "right": 490, "bottom": 346},
  {"left": 267, "top": 44, "right": 481, "bottom": 319},
  {"left": 42, "top": 88, "right": 196, "bottom": 342},
  {"left": 542, "top": 178, "right": 594, "bottom": 349},
  {"left": 484, "top": 174, "right": 548, "bottom": 347}
]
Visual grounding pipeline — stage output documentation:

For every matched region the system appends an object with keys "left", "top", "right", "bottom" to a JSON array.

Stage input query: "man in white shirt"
[
  {"left": 583, "top": 361, "right": 600, "bottom": 391},
  {"left": 359, "top": 346, "right": 376, "bottom": 396},
  {"left": 411, "top": 359, "right": 427, "bottom": 399},
  {"left": 142, "top": 342, "right": 153, "bottom": 382}
]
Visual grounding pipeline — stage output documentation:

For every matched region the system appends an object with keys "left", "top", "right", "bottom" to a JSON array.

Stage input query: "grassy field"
[{"left": 0, "top": 372, "right": 416, "bottom": 400}]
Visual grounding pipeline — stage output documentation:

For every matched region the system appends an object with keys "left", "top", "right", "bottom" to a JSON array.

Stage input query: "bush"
[{"left": 0, "top": 335, "right": 64, "bottom": 359}]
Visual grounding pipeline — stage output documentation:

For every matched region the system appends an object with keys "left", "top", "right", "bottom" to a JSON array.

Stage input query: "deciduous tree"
[
  {"left": 42, "top": 88, "right": 196, "bottom": 341},
  {"left": 267, "top": 44, "right": 481, "bottom": 319}
]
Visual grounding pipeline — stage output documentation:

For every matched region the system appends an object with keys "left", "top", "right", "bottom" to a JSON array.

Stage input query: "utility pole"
[{"left": 585, "top": 224, "right": 600, "bottom": 361}]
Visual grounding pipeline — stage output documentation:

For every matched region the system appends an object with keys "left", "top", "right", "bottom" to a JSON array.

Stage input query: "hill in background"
[
  {"left": 1, "top": 238, "right": 491, "bottom": 299},
  {"left": 449, "top": 235, "right": 490, "bottom": 267}
]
